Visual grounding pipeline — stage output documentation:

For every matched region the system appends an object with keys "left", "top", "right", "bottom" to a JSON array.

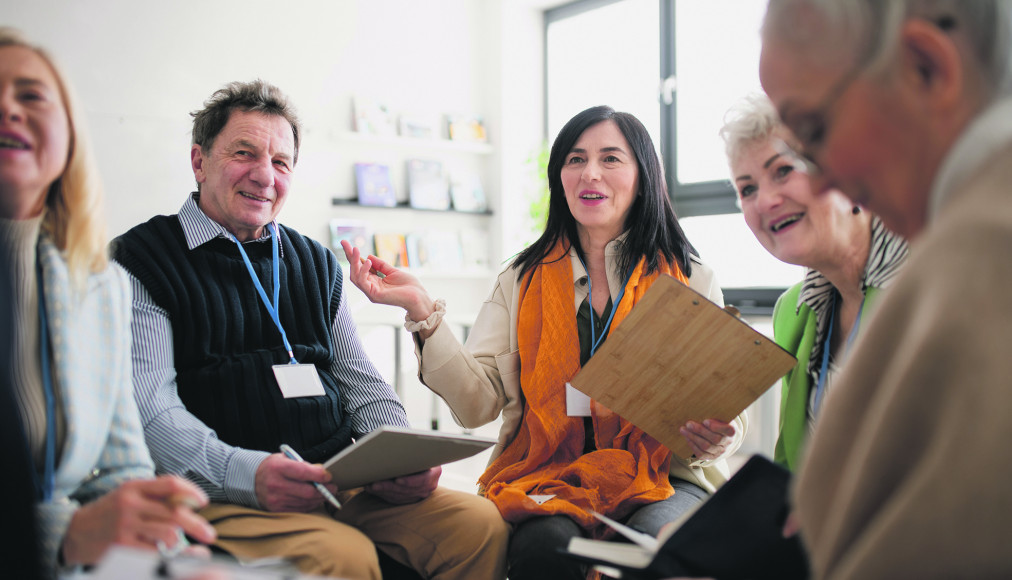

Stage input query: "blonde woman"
[
  {"left": 0, "top": 29, "right": 214, "bottom": 575},
  {"left": 720, "top": 94, "right": 908, "bottom": 471}
]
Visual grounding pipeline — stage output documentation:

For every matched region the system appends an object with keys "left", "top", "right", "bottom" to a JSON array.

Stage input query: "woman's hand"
[
  {"left": 61, "top": 475, "right": 217, "bottom": 566},
  {"left": 341, "top": 240, "right": 436, "bottom": 322},
  {"left": 678, "top": 419, "right": 735, "bottom": 461}
]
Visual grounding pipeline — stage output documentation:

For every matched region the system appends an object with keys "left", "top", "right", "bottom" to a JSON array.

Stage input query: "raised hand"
[{"left": 341, "top": 240, "right": 437, "bottom": 323}]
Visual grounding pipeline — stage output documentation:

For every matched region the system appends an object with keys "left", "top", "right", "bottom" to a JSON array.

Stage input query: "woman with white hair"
[{"left": 719, "top": 93, "right": 908, "bottom": 471}]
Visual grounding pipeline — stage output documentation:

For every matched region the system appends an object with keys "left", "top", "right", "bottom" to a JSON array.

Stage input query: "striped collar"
[
  {"left": 796, "top": 216, "right": 908, "bottom": 382},
  {"left": 796, "top": 216, "right": 908, "bottom": 314},
  {"left": 177, "top": 193, "right": 281, "bottom": 255}
]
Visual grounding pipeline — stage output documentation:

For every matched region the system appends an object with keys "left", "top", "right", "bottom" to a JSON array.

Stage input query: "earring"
[{"left": 852, "top": 206, "right": 861, "bottom": 215}]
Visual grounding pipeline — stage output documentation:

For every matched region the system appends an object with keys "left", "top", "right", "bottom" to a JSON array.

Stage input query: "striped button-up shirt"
[{"left": 125, "top": 194, "right": 408, "bottom": 508}]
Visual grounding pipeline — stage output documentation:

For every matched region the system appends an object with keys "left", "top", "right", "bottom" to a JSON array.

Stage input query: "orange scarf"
[{"left": 479, "top": 243, "right": 689, "bottom": 535}]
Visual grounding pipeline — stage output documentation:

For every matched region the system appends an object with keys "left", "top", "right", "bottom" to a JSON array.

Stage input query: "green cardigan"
[{"left": 772, "top": 283, "right": 883, "bottom": 471}]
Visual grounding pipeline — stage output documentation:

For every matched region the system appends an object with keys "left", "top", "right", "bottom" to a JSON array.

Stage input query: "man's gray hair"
[
  {"left": 191, "top": 79, "right": 302, "bottom": 164},
  {"left": 763, "top": 0, "right": 1012, "bottom": 99},
  {"left": 719, "top": 93, "right": 784, "bottom": 166}
]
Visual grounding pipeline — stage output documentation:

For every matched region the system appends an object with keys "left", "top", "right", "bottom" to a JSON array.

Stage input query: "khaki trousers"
[{"left": 201, "top": 487, "right": 509, "bottom": 580}]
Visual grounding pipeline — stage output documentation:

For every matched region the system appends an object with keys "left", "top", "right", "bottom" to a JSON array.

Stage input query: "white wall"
[{"left": 7, "top": 0, "right": 502, "bottom": 237}]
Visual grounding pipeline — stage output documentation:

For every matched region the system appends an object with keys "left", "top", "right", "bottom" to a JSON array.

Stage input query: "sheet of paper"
[
  {"left": 565, "top": 382, "right": 592, "bottom": 416},
  {"left": 591, "top": 510, "right": 659, "bottom": 550}
]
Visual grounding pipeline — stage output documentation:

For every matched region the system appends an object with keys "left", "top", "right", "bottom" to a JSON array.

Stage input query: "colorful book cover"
[
  {"left": 446, "top": 115, "right": 488, "bottom": 142},
  {"left": 373, "top": 233, "right": 410, "bottom": 268},
  {"left": 329, "top": 219, "right": 374, "bottom": 262},
  {"left": 354, "top": 162, "right": 397, "bottom": 207}
]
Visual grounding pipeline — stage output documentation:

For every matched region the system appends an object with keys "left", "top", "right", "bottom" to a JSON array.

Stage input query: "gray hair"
[
  {"left": 763, "top": 0, "right": 1012, "bottom": 99},
  {"left": 719, "top": 93, "right": 784, "bottom": 166},
  {"left": 190, "top": 79, "right": 302, "bottom": 164}
]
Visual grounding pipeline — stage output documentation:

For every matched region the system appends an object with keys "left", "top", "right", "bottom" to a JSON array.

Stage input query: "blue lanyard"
[
  {"left": 33, "top": 256, "right": 56, "bottom": 502},
  {"left": 578, "top": 256, "right": 634, "bottom": 357},
  {"left": 813, "top": 293, "right": 865, "bottom": 413},
  {"left": 230, "top": 224, "right": 297, "bottom": 364}
]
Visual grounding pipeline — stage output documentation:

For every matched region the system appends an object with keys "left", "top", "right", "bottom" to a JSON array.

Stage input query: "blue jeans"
[{"left": 506, "top": 479, "right": 708, "bottom": 580}]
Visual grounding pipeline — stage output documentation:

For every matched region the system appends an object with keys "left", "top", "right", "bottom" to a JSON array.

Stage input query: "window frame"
[{"left": 543, "top": 0, "right": 782, "bottom": 314}]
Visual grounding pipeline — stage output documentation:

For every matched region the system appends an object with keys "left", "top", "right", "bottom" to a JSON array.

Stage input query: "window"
[
  {"left": 666, "top": 0, "right": 768, "bottom": 197},
  {"left": 545, "top": 0, "right": 801, "bottom": 298},
  {"left": 545, "top": 0, "right": 660, "bottom": 145}
]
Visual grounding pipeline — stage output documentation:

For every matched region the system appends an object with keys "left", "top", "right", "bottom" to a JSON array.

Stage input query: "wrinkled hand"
[
  {"left": 61, "top": 475, "right": 216, "bottom": 566},
  {"left": 679, "top": 419, "right": 735, "bottom": 461},
  {"left": 255, "top": 453, "right": 338, "bottom": 513},
  {"left": 365, "top": 466, "right": 440, "bottom": 505},
  {"left": 341, "top": 241, "right": 435, "bottom": 322}
]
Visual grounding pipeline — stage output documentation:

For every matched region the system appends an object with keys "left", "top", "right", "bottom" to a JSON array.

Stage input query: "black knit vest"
[{"left": 114, "top": 216, "right": 352, "bottom": 462}]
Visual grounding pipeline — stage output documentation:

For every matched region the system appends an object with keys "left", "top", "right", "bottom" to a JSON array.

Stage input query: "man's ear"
[
  {"left": 899, "top": 18, "right": 964, "bottom": 110},
  {"left": 191, "top": 144, "right": 206, "bottom": 184}
]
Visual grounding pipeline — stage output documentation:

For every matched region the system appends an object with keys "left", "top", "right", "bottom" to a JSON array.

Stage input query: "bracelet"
[{"left": 404, "top": 299, "right": 446, "bottom": 332}]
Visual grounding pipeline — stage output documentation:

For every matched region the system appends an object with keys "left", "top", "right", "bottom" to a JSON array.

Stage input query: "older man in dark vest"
[{"left": 114, "top": 80, "right": 508, "bottom": 580}]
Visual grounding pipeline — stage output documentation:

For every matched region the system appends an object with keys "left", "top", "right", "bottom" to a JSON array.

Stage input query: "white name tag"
[
  {"left": 565, "top": 382, "right": 592, "bottom": 416},
  {"left": 272, "top": 364, "right": 326, "bottom": 398}
]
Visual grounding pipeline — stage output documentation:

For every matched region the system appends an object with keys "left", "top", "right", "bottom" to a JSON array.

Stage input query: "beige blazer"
[{"left": 415, "top": 241, "right": 747, "bottom": 493}]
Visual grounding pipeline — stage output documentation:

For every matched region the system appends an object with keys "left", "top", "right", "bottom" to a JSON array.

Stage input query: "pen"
[
  {"left": 360, "top": 256, "right": 386, "bottom": 279},
  {"left": 279, "top": 444, "right": 342, "bottom": 510},
  {"left": 156, "top": 493, "right": 200, "bottom": 560}
]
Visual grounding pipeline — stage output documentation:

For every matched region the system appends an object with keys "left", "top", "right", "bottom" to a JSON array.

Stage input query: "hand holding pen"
[
  {"left": 251, "top": 444, "right": 342, "bottom": 513},
  {"left": 269, "top": 443, "right": 340, "bottom": 510},
  {"left": 61, "top": 475, "right": 215, "bottom": 566}
]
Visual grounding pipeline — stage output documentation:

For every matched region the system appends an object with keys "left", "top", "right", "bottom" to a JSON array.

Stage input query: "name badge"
[
  {"left": 565, "top": 382, "right": 592, "bottom": 416},
  {"left": 272, "top": 364, "right": 326, "bottom": 398}
]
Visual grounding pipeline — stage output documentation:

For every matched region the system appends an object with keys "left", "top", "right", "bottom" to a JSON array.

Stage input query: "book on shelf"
[
  {"left": 373, "top": 232, "right": 410, "bottom": 268},
  {"left": 403, "top": 231, "right": 464, "bottom": 272},
  {"left": 449, "top": 170, "right": 487, "bottom": 212},
  {"left": 398, "top": 113, "right": 441, "bottom": 140},
  {"left": 329, "top": 219, "right": 373, "bottom": 262},
  {"left": 569, "top": 274, "right": 796, "bottom": 459},
  {"left": 352, "top": 96, "right": 396, "bottom": 136},
  {"left": 354, "top": 162, "right": 397, "bottom": 207},
  {"left": 446, "top": 114, "right": 487, "bottom": 142},
  {"left": 561, "top": 455, "right": 808, "bottom": 580},
  {"left": 404, "top": 232, "right": 427, "bottom": 271},
  {"left": 407, "top": 159, "right": 450, "bottom": 210}
]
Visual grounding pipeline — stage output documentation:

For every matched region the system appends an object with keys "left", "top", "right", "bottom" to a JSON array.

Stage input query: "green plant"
[{"left": 526, "top": 141, "right": 550, "bottom": 236}]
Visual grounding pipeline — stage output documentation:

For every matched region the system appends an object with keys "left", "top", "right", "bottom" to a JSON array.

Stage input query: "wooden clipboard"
[{"left": 569, "top": 275, "right": 796, "bottom": 458}]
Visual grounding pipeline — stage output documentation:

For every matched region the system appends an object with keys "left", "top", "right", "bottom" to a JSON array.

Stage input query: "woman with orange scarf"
[{"left": 343, "top": 106, "right": 747, "bottom": 580}]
